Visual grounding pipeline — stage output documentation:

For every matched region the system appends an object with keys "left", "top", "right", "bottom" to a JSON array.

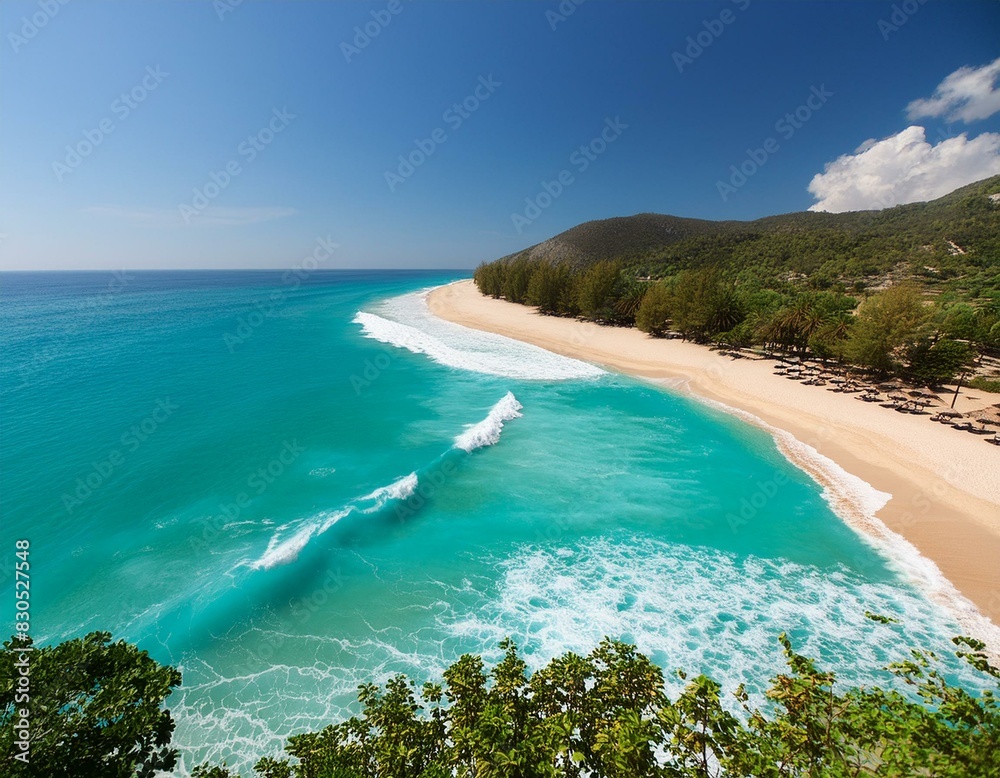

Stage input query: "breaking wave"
[{"left": 353, "top": 290, "right": 603, "bottom": 380}]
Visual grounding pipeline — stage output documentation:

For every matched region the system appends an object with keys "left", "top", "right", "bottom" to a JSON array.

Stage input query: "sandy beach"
[{"left": 428, "top": 280, "right": 1000, "bottom": 633}]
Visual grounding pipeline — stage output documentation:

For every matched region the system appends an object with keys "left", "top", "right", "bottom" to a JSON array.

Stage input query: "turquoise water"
[{"left": 0, "top": 271, "right": 976, "bottom": 773}]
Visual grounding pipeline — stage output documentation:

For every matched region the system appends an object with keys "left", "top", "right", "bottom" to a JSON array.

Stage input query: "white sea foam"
[
  {"left": 249, "top": 473, "right": 417, "bottom": 570},
  {"left": 251, "top": 515, "right": 336, "bottom": 571},
  {"left": 454, "top": 391, "right": 523, "bottom": 452},
  {"left": 168, "top": 535, "right": 988, "bottom": 776},
  {"left": 248, "top": 387, "right": 527, "bottom": 573},
  {"left": 691, "top": 395, "right": 1000, "bottom": 654},
  {"left": 360, "top": 472, "right": 419, "bottom": 513},
  {"left": 447, "top": 538, "right": 984, "bottom": 707},
  {"left": 353, "top": 289, "right": 604, "bottom": 380}
]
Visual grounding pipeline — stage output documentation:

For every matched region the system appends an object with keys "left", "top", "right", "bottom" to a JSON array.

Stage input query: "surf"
[
  {"left": 353, "top": 290, "right": 604, "bottom": 380},
  {"left": 250, "top": 391, "right": 524, "bottom": 571}
]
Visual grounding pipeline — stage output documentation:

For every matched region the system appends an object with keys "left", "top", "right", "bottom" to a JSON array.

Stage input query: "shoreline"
[{"left": 427, "top": 280, "right": 1000, "bottom": 641}]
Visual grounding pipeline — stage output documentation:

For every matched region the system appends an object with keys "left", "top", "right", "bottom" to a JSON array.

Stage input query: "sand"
[{"left": 427, "top": 280, "right": 1000, "bottom": 634}]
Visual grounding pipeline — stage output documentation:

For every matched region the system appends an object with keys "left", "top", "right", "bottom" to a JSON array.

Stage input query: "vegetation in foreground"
[
  {"left": 474, "top": 177, "right": 1000, "bottom": 385},
  {"left": 2, "top": 623, "right": 999, "bottom": 777}
]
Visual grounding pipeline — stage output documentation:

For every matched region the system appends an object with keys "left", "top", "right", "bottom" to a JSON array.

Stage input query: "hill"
[
  {"left": 475, "top": 176, "right": 1000, "bottom": 385},
  {"left": 498, "top": 175, "right": 1000, "bottom": 297}
]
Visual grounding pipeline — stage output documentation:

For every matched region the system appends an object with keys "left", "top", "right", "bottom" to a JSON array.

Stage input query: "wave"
[
  {"left": 360, "top": 472, "right": 419, "bottom": 513},
  {"left": 251, "top": 509, "right": 351, "bottom": 571},
  {"left": 447, "top": 538, "right": 986, "bottom": 708},
  {"left": 353, "top": 290, "right": 604, "bottom": 380},
  {"left": 454, "top": 391, "right": 523, "bottom": 452},
  {"left": 692, "top": 395, "right": 1000, "bottom": 653},
  {"left": 250, "top": 391, "right": 523, "bottom": 570},
  {"left": 249, "top": 473, "right": 417, "bottom": 571}
]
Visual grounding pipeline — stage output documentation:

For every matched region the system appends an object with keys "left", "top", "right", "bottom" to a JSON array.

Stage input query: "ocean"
[{"left": 0, "top": 270, "right": 980, "bottom": 773}]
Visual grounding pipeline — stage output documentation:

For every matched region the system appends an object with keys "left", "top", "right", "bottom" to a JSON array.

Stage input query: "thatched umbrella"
[
  {"left": 975, "top": 404, "right": 1000, "bottom": 426},
  {"left": 878, "top": 379, "right": 905, "bottom": 392}
]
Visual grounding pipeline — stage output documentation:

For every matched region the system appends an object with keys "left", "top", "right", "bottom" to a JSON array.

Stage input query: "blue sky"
[{"left": 2, "top": 0, "right": 999, "bottom": 270}]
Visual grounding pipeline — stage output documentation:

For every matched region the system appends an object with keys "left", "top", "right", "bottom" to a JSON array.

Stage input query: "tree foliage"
[
  {"left": 473, "top": 176, "right": 1000, "bottom": 380},
  {"left": 188, "top": 631, "right": 1000, "bottom": 778},
  {"left": 843, "top": 285, "right": 929, "bottom": 375},
  {"left": 474, "top": 254, "right": 998, "bottom": 382},
  {"left": 0, "top": 632, "right": 181, "bottom": 778},
  {"left": 6, "top": 627, "right": 999, "bottom": 777}
]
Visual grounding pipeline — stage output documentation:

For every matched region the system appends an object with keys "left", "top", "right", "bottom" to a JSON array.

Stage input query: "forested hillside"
[{"left": 475, "top": 176, "right": 1000, "bottom": 387}]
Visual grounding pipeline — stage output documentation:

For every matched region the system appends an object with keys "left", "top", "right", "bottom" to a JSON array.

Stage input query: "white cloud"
[
  {"left": 907, "top": 56, "right": 1000, "bottom": 123},
  {"left": 807, "top": 126, "right": 1000, "bottom": 212},
  {"left": 84, "top": 205, "right": 296, "bottom": 226}
]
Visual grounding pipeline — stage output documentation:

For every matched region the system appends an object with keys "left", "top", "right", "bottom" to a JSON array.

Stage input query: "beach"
[{"left": 428, "top": 279, "right": 1000, "bottom": 630}]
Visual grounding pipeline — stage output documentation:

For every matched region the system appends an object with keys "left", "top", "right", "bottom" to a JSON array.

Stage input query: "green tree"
[
  {"left": 667, "top": 268, "right": 729, "bottom": 342},
  {"left": 0, "top": 632, "right": 181, "bottom": 778},
  {"left": 231, "top": 630, "right": 1000, "bottom": 778},
  {"left": 635, "top": 283, "right": 672, "bottom": 336},
  {"left": 807, "top": 313, "right": 853, "bottom": 361},
  {"left": 473, "top": 261, "right": 504, "bottom": 298},
  {"left": 577, "top": 261, "right": 624, "bottom": 322},
  {"left": 844, "top": 285, "right": 930, "bottom": 375},
  {"left": 502, "top": 258, "right": 535, "bottom": 304},
  {"left": 907, "top": 338, "right": 976, "bottom": 385},
  {"left": 526, "top": 262, "right": 574, "bottom": 315}
]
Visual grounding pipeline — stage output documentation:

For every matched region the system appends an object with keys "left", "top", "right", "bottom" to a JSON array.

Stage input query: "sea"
[{"left": 0, "top": 270, "right": 986, "bottom": 773}]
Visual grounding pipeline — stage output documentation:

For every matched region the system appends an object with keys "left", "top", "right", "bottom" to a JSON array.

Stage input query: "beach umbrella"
[
  {"left": 976, "top": 405, "right": 1000, "bottom": 425},
  {"left": 939, "top": 410, "right": 963, "bottom": 418}
]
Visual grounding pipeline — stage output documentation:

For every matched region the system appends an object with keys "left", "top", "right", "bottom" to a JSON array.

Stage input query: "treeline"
[
  {"left": 500, "top": 177, "right": 1000, "bottom": 301},
  {"left": 5, "top": 626, "right": 999, "bottom": 778},
  {"left": 474, "top": 258, "right": 1000, "bottom": 385}
]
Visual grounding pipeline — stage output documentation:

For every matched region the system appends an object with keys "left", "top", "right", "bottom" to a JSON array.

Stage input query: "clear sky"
[{"left": 2, "top": 0, "right": 999, "bottom": 270}]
